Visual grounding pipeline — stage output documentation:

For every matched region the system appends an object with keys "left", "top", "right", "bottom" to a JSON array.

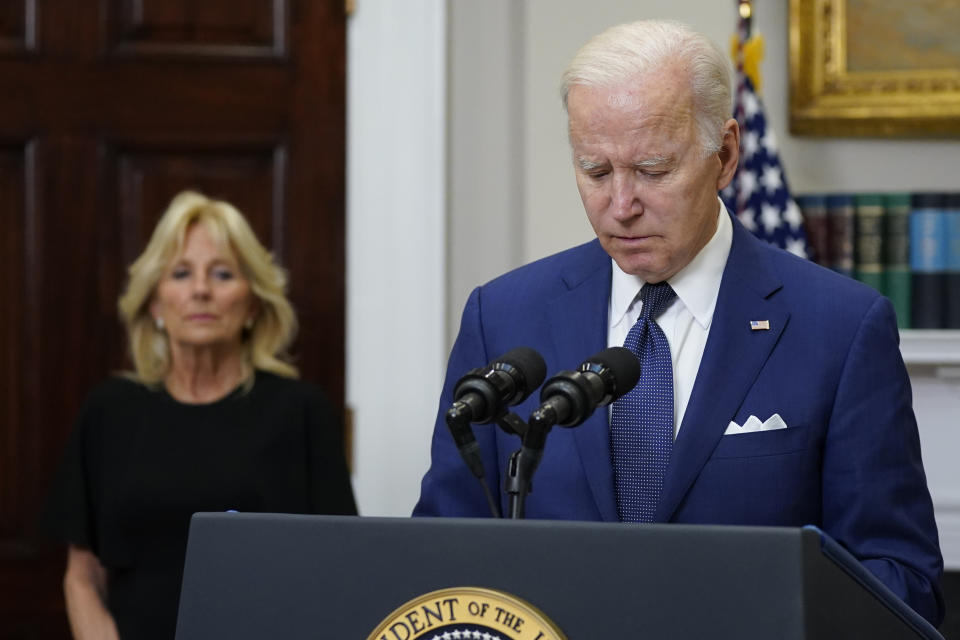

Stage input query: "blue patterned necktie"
[{"left": 611, "top": 281, "right": 677, "bottom": 523}]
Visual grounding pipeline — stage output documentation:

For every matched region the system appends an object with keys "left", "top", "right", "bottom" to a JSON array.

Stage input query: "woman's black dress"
[{"left": 43, "top": 371, "right": 357, "bottom": 639}]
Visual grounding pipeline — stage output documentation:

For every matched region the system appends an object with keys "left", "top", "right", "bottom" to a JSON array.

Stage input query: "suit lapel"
[
  {"left": 655, "top": 216, "right": 790, "bottom": 522},
  {"left": 545, "top": 241, "right": 619, "bottom": 521}
]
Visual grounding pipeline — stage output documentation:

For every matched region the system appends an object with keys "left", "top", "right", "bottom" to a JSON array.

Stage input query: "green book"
[
  {"left": 854, "top": 193, "right": 885, "bottom": 295},
  {"left": 883, "top": 192, "right": 911, "bottom": 329}
]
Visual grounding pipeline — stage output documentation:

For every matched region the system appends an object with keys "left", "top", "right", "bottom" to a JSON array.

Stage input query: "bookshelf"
[
  {"left": 900, "top": 330, "right": 960, "bottom": 369},
  {"left": 798, "top": 192, "right": 960, "bottom": 346}
]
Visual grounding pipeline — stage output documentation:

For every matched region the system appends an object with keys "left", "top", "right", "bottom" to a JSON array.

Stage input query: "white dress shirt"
[{"left": 607, "top": 200, "right": 733, "bottom": 437}]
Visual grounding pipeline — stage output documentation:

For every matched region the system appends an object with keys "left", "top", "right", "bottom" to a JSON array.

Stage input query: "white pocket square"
[{"left": 724, "top": 413, "right": 788, "bottom": 435}]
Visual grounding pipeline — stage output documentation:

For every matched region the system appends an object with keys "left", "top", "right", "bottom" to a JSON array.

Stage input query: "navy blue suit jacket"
[{"left": 415, "top": 213, "right": 944, "bottom": 626}]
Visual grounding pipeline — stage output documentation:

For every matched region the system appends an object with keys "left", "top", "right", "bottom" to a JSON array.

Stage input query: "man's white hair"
[{"left": 561, "top": 19, "right": 732, "bottom": 156}]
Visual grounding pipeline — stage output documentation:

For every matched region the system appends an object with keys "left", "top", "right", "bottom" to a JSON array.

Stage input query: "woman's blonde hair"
[{"left": 118, "top": 191, "right": 299, "bottom": 386}]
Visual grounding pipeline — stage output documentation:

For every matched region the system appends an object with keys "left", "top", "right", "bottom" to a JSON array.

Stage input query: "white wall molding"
[
  {"left": 901, "top": 331, "right": 960, "bottom": 366},
  {"left": 347, "top": 0, "right": 446, "bottom": 516}
]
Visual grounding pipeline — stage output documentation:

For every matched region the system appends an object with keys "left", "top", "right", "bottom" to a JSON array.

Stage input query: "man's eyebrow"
[
  {"left": 576, "top": 157, "right": 607, "bottom": 171},
  {"left": 633, "top": 156, "right": 672, "bottom": 168}
]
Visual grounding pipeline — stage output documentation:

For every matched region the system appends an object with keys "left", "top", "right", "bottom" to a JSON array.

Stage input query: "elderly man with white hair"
[{"left": 415, "top": 19, "right": 943, "bottom": 627}]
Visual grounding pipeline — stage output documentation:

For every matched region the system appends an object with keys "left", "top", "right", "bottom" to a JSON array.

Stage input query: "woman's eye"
[
  {"left": 171, "top": 268, "right": 190, "bottom": 279},
  {"left": 213, "top": 268, "right": 235, "bottom": 281}
]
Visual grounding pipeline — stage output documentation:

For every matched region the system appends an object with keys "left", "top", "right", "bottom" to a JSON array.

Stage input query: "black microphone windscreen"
[
  {"left": 586, "top": 346, "right": 641, "bottom": 396},
  {"left": 497, "top": 347, "right": 547, "bottom": 397}
]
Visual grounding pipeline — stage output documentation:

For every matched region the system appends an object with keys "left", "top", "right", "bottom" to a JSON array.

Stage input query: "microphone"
[
  {"left": 447, "top": 347, "right": 547, "bottom": 425},
  {"left": 507, "top": 347, "right": 640, "bottom": 518},
  {"left": 445, "top": 347, "right": 547, "bottom": 479},
  {"left": 528, "top": 346, "right": 641, "bottom": 440}
]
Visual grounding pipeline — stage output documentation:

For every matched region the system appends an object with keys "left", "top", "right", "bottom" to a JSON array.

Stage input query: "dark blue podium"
[{"left": 175, "top": 513, "right": 942, "bottom": 639}]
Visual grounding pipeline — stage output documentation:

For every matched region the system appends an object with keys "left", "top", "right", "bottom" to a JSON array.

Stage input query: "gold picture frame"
[{"left": 789, "top": 0, "right": 960, "bottom": 137}]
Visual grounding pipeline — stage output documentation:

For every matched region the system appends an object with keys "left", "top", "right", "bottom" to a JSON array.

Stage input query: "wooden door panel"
[
  {"left": 0, "top": 137, "right": 96, "bottom": 638},
  {"left": 0, "top": 67, "right": 290, "bottom": 133},
  {"left": 114, "top": 144, "right": 285, "bottom": 257},
  {"left": 0, "top": 1, "right": 33, "bottom": 53},
  {"left": 0, "top": 141, "right": 30, "bottom": 539},
  {"left": 104, "top": 0, "right": 287, "bottom": 57},
  {"left": 30, "top": 137, "right": 118, "bottom": 483}
]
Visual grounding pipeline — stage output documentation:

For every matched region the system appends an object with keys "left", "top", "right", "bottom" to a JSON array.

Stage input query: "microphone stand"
[
  {"left": 498, "top": 413, "right": 550, "bottom": 520},
  {"left": 447, "top": 409, "right": 537, "bottom": 519},
  {"left": 496, "top": 413, "right": 536, "bottom": 520},
  {"left": 505, "top": 449, "right": 543, "bottom": 519},
  {"left": 504, "top": 451, "right": 526, "bottom": 519},
  {"left": 447, "top": 409, "right": 548, "bottom": 520}
]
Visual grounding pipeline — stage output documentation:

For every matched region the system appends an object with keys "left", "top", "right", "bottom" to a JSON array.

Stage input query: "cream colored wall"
[{"left": 446, "top": 1, "right": 526, "bottom": 344}]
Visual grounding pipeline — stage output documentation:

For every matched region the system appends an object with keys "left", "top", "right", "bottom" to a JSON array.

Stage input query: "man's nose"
[{"left": 610, "top": 172, "right": 639, "bottom": 220}]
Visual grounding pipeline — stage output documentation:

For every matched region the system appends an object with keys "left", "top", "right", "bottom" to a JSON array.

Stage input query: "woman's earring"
[
  {"left": 154, "top": 316, "right": 165, "bottom": 330},
  {"left": 244, "top": 317, "right": 255, "bottom": 330}
]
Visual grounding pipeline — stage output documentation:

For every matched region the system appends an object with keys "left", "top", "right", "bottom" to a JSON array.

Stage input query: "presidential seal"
[{"left": 367, "top": 587, "right": 567, "bottom": 640}]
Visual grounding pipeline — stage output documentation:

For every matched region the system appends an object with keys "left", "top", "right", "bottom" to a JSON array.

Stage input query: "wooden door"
[{"left": 0, "top": 1, "right": 346, "bottom": 635}]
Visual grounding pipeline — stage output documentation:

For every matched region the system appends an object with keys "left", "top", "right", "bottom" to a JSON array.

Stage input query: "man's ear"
[{"left": 716, "top": 118, "right": 740, "bottom": 191}]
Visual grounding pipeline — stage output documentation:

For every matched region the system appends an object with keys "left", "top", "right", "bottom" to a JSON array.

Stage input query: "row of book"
[{"left": 796, "top": 192, "right": 960, "bottom": 329}]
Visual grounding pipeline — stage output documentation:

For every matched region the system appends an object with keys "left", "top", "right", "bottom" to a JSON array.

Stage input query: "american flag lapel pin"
[{"left": 750, "top": 320, "right": 770, "bottom": 331}]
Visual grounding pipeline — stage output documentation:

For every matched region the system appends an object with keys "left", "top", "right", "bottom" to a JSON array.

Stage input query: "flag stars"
[
  {"left": 743, "top": 90, "right": 760, "bottom": 118},
  {"left": 762, "top": 126, "right": 778, "bottom": 150},
  {"left": 761, "top": 203, "right": 782, "bottom": 234},
  {"left": 737, "top": 170, "right": 758, "bottom": 203},
  {"left": 786, "top": 237, "right": 808, "bottom": 258},
  {"left": 743, "top": 130, "right": 760, "bottom": 158},
  {"left": 784, "top": 199, "right": 803, "bottom": 229},
  {"left": 760, "top": 165, "right": 783, "bottom": 195},
  {"left": 738, "top": 208, "right": 758, "bottom": 231},
  {"left": 723, "top": 65, "right": 810, "bottom": 257}
]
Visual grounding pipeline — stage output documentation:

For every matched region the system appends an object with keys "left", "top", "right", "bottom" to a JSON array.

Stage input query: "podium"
[{"left": 175, "top": 513, "right": 942, "bottom": 639}]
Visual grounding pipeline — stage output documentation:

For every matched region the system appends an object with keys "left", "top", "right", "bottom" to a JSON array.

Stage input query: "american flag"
[{"left": 721, "top": 6, "right": 809, "bottom": 258}]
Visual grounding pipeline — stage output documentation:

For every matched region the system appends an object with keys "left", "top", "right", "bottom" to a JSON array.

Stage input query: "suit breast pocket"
[{"left": 711, "top": 426, "right": 811, "bottom": 459}]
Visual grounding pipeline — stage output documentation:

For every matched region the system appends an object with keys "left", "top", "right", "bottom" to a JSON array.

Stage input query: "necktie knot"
[{"left": 639, "top": 281, "right": 676, "bottom": 321}]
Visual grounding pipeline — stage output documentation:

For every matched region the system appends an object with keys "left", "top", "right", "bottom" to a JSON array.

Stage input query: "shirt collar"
[{"left": 609, "top": 197, "right": 733, "bottom": 330}]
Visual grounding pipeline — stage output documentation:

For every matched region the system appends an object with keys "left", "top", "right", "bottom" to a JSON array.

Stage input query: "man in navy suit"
[{"left": 414, "top": 19, "right": 943, "bottom": 626}]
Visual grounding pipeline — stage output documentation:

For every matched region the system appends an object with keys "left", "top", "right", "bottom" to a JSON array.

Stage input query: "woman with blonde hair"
[{"left": 43, "top": 191, "right": 356, "bottom": 640}]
